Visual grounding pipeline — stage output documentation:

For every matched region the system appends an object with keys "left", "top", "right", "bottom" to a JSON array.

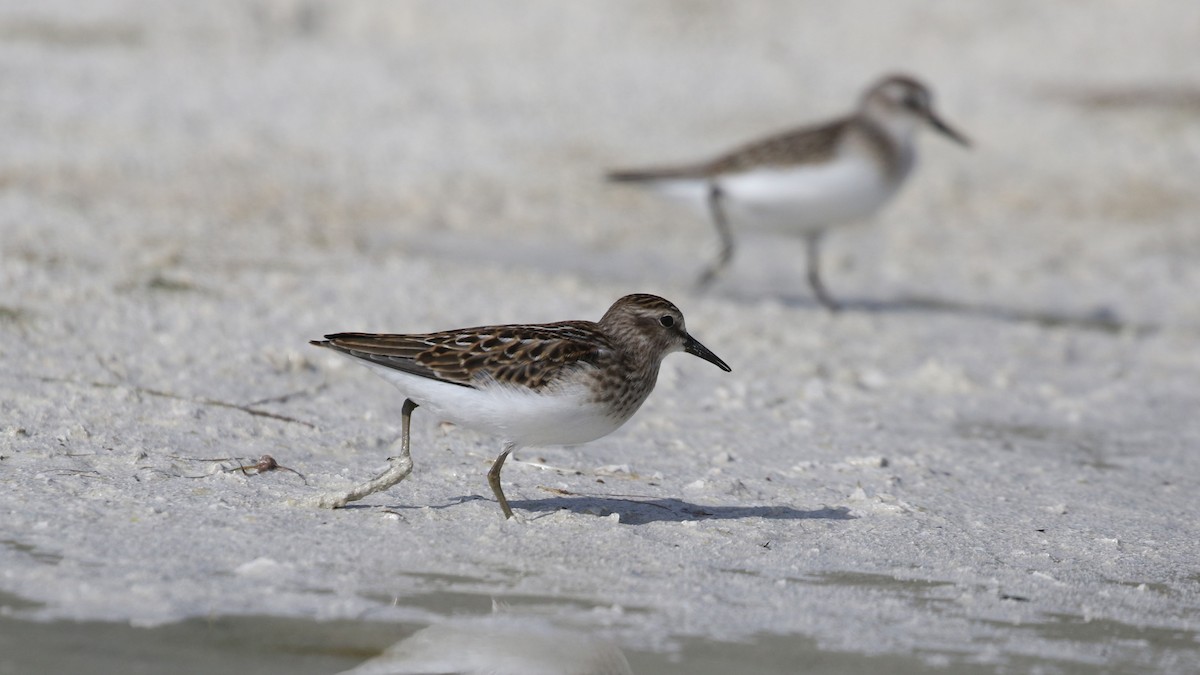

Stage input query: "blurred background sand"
[{"left": 2, "top": 2, "right": 1199, "bottom": 673}]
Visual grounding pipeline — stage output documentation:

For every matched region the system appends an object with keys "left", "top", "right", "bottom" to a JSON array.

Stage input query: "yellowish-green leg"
[
  {"left": 317, "top": 399, "right": 418, "bottom": 509},
  {"left": 488, "top": 443, "right": 517, "bottom": 519},
  {"left": 696, "top": 182, "right": 734, "bottom": 289},
  {"left": 805, "top": 231, "right": 841, "bottom": 312}
]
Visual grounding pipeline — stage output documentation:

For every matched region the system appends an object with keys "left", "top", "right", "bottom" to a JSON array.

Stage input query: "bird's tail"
[{"left": 606, "top": 164, "right": 707, "bottom": 183}]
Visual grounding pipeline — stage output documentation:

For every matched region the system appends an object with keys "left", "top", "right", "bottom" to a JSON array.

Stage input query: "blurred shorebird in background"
[{"left": 609, "top": 73, "right": 969, "bottom": 310}]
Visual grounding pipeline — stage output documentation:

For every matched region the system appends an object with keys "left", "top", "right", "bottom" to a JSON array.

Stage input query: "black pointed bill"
[
  {"left": 926, "top": 111, "right": 970, "bottom": 147},
  {"left": 683, "top": 334, "right": 731, "bottom": 372}
]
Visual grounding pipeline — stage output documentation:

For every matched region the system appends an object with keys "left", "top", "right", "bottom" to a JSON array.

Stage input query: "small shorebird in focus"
[
  {"left": 608, "top": 73, "right": 969, "bottom": 310},
  {"left": 310, "top": 294, "right": 730, "bottom": 520}
]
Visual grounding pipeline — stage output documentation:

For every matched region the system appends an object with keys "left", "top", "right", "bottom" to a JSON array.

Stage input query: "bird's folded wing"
[
  {"left": 707, "top": 118, "right": 848, "bottom": 174},
  {"left": 316, "top": 322, "right": 609, "bottom": 390},
  {"left": 607, "top": 118, "right": 848, "bottom": 182}
]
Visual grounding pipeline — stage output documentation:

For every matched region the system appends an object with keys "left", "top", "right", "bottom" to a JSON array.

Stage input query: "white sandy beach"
[{"left": 2, "top": 1, "right": 1199, "bottom": 672}]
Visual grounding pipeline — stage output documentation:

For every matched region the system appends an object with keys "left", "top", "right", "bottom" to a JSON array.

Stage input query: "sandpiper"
[
  {"left": 609, "top": 73, "right": 969, "bottom": 310},
  {"left": 310, "top": 294, "right": 730, "bottom": 519}
]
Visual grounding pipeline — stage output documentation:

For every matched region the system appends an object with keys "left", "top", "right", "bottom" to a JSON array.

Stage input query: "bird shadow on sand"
[
  {"left": 341, "top": 495, "right": 853, "bottom": 525},
  {"left": 510, "top": 496, "right": 854, "bottom": 525},
  {"left": 760, "top": 291, "right": 1159, "bottom": 336}
]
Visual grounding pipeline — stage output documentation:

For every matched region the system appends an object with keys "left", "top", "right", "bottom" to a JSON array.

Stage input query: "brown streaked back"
[
  {"left": 607, "top": 118, "right": 850, "bottom": 182},
  {"left": 311, "top": 322, "right": 612, "bottom": 391}
]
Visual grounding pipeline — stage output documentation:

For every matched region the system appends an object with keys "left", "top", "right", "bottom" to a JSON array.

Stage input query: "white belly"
[
  {"left": 358, "top": 360, "right": 630, "bottom": 448},
  {"left": 641, "top": 155, "right": 903, "bottom": 236},
  {"left": 719, "top": 157, "right": 900, "bottom": 233}
]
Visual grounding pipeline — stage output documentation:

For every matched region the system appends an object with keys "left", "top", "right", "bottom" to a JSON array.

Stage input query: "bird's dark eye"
[
  {"left": 903, "top": 94, "right": 923, "bottom": 110},
  {"left": 659, "top": 315, "right": 675, "bottom": 328}
]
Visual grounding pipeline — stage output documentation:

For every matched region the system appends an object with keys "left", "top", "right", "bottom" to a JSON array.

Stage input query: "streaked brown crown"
[
  {"left": 861, "top": 73, "right": 933, "bottom": 117},
  {"left": 860, "top": 73, "right": 969, "bottom": 147},
  {"left": 597, "top": 293, "right": 689, "bottom": 360}
]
